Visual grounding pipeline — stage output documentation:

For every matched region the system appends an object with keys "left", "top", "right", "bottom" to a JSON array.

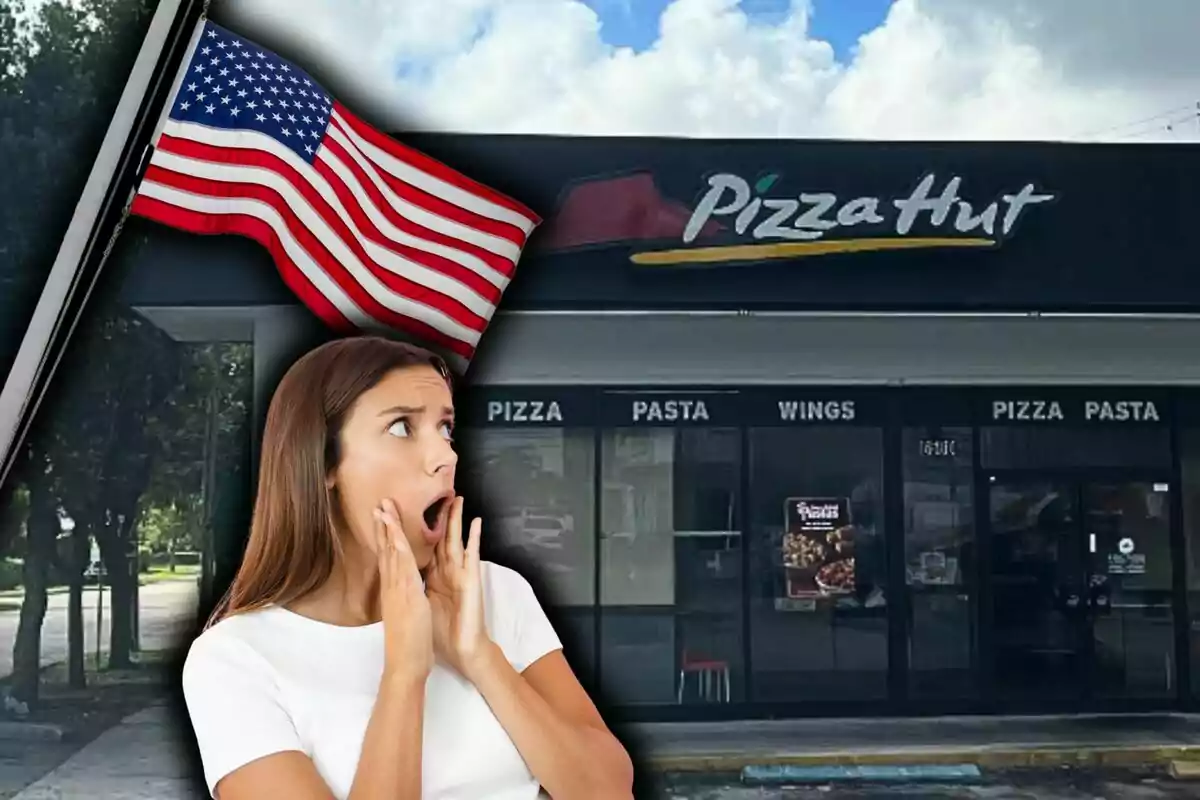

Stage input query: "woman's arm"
[
  {"left": 214, "top": 675, "right": 426, "bottom": 800},
  {"left": 465, "top": 645, "right": 634, "bottom": 800},
  {"left": 216, "top": 505, "right": 433, "bottom": 800},
  {"left": 345, "top": 673, "right": 427, "bottom": 799}
]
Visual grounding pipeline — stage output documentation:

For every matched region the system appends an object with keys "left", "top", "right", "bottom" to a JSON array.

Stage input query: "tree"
[
  {"left": 47, "top": 303, "right": 182, "bottom": 671},
  {"left": 7, "top": 441, "right": 59, "bottom": 706},
  {"left": 0, "top": 0, "right": 156, "bottom": 380}
]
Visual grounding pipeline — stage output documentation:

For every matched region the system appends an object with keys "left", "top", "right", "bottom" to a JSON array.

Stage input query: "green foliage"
[
  {"left": 0, "top": 0, "right": 157, "bottom": 374},
  {"left": 0, "top": 557, "right": 22, "bottom": 590}
]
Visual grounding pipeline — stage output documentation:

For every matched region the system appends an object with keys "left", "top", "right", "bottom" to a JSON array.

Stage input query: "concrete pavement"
[
  {"left": 13, "top": 703, "right": 1200, "bottom": 799},
  {"left": 0, "top": 580, "right": 200, "bottom": 681},
  {"left": 627, "top": 714, "right": 1200, "bottom": 771}
]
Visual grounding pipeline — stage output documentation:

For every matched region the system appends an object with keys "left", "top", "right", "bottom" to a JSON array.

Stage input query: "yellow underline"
[{"left": 629, "top": 237, "right": 997, "bottom": 266}]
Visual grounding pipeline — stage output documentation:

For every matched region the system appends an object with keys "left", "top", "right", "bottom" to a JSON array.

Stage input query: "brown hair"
[{"left": 205, "top": 336, "right": 452, "bottom": 628}]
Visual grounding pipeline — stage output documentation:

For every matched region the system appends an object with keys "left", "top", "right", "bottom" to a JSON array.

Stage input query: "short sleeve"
[
  {"left": 181, "top": 628, "right": 306, "bottom": 796},
  {"left": 486, "top": 564, "right": 563, "bottom": 673}
]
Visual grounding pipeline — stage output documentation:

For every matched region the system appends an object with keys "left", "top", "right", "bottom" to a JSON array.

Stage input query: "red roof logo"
[{"left": 533, "top": 171, "right": 724, "bottom": 252}]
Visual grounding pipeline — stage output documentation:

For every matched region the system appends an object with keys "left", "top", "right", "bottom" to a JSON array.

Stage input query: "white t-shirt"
[{"left": 182, "top": 562, "right": 562, "bottom": 799}]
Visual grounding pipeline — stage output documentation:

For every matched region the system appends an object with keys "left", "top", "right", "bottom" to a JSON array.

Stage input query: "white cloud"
[{"left": 211, "top": 0, "right": 1200, "bottom": 142}]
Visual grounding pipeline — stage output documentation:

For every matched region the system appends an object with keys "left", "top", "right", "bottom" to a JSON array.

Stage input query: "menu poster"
[{"left": 782, "top": 497, "right": 856, "bottom": 600}]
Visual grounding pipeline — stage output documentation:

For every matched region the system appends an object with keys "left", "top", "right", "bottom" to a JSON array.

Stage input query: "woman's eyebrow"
[
  {"left": 377, "top": 405, "right": 423, "bottom": 416},
  {"left": 376, "top": 405, "right": 454, "bottom": 417}
]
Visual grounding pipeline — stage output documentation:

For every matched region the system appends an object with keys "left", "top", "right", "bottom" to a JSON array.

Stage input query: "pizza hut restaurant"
[{"left": 124, "top": 134, "right": 1200, "bottom": 722}]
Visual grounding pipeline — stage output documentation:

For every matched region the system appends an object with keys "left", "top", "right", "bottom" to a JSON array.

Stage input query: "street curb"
[
  {"left": 643, "top": 744, "right": 1200, "bottom": 773},
  {"left": 0, "top": 720, "right": 66, "bottom": 742}
]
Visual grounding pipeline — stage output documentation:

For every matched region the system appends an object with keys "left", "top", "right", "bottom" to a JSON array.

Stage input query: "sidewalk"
[{"left": 12, "top": 705, "right": 1200, "bottom": 798}]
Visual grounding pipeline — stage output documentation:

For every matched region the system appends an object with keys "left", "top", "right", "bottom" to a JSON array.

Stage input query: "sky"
[{"left": 207, "top": 0, "right": 1200, "bottom": 142}]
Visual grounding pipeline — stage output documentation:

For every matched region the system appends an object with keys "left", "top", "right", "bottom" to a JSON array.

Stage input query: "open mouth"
[{"left": 422, "top": 494, "right": 452, "bottom": 532}]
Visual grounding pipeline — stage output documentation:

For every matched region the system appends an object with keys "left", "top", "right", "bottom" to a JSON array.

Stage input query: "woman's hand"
[
  {"left": 374, "top": 499, "right": 434, "bottom": 687},
  {"left": 426, "top": 497, "right": 493, "bottom": 681}
]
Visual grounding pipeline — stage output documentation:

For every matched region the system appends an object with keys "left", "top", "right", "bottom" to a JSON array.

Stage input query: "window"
[
  {"left": 1179, "top": 428, "right": 1200, "bottom": 698},
  {"left": 457, "top": 427, "right": 596, "bottom": 687},
  {"left": 903, "top": 426, "right": 976, "bottom": 699},
  {"left": 748, "top": 427, "right": 887, "bottom": 703},
  {"left": 599, "top": 427, "right": 743, "bottom": 706}
]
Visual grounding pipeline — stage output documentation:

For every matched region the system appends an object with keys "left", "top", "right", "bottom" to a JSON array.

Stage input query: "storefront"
[
  {"left": 454, "top": 383, "right": 1200, "bottom": 721},
  {"left": 119, "top": 134, "right": 1200, "bottom": 720}
]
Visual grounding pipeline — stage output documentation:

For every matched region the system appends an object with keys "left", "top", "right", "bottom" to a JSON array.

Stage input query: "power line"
[
  {"left": 1074, "top": 101, "right": 1199, "bottom": 141},
  {"left": 1108, "top": 107, "right": 1200, "bottom": 141}
]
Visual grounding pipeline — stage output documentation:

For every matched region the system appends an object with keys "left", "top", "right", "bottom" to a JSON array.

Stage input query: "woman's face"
[{"left": 328, "top": 364, "right": 457, "bottom": 569}]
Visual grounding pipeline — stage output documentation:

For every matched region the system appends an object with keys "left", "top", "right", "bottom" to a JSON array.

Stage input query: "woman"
[{"left": 182, "top": 336, "right": 634, "bottom": 800}]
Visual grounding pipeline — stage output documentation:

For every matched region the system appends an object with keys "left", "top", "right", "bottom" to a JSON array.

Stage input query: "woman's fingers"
[
  {"left": 465, "top": 517, "right": 482, "bottom": 584},
  {"left": 372, "top": 508, "right": 390, "bottom": 579},
  {"left": 447, "top": 496, "right": 466, "bottom": 567},
  {"left": 380, "top": 499, "right": 420, "bottom": 582}
]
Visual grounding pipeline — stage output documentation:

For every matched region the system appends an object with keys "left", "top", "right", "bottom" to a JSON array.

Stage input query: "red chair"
[{"left": 677, "top": 649, "right": 730, "bottom": 703}]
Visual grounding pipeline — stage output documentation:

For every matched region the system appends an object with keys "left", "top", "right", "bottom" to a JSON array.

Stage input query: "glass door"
[
  {"left": 987, "top": 480, "right": 1089, "bottom": 704},
  {"left": 1083, "top": 481, "right": 1176, "bottom": 702},
  {"left": 986, "top": 477, "right": 1177, "bottom": 708}
]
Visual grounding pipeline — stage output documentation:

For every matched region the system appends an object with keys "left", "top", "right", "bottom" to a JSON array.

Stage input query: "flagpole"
[{"left": 0, "top": 0, "right": 207, "bottom": 490}]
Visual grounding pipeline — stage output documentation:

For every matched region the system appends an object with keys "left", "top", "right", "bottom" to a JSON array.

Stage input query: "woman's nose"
[{"left": 427, "top": 438, "right": 458, "bottom": 475}]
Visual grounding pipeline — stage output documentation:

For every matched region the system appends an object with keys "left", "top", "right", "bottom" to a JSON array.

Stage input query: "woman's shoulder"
[
  {"left": 183, "top": 608, "right": 285, "bottom": 684},
  {"left": 481, "top": 561, "right": 550, "bottom": 620},
  {"left": 481, "top": 560, "right": 537, "bottom": 597}
]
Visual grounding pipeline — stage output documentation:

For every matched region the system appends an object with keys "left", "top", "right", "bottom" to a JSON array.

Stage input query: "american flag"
[{"left": 130, "top": 19, "right": 541, "bottom": 366}]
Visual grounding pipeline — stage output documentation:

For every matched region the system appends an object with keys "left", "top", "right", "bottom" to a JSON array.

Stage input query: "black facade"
[
  {"left": 455, "top": 386, "right": 1200, "bottom": 721},
  {"left": 117, "top": 134, "right": 1200, "bottom": 720},
  {"left": 119, "top": 135, "right": 1200, "bottom": 314}
]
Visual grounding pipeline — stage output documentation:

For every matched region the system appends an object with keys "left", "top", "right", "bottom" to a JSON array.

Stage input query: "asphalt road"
[
  {"left": 652, "top": 773, "right": 1200, "bottom": 799},
  {"left": 0, "top": 579, "right": 200, "bottom": 679}
]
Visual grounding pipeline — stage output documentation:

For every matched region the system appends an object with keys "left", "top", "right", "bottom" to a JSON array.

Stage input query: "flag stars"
[
  {"left": 255, "top": 113, "right": 266, "bottom": 122},
  {"left": 219, "top": 68, "right": 229, "bottom": 77},
  {"left": 220, "top": 95, "right": 231, "bottom": 105},
  {"left": 179, "top": 101, "right": 190, "bottom": 111},
  {"left": 201, "top": 46, "right": 211, "bottom": 55},
  {"left": 281, "top": 128, "right": 291, "bottom": 137},
  {"left": 205, "top": 104, "right": 216, "bottom": 114},
  {"left": 229, "top": 107, "right": 240, "bottom": 117}
]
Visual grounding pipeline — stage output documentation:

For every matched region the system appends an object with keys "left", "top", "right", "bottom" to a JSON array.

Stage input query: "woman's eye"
[
  {"left": 439, "top": 422, "right": 454, "bottom": 440},
  {"left": 387, "top": 419, "right": 410, "bottom": 438}
]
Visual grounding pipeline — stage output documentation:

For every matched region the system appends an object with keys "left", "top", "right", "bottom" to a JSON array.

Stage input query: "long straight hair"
[{"left": 205, "top": 336, "right": 452, "bottom": 628}]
